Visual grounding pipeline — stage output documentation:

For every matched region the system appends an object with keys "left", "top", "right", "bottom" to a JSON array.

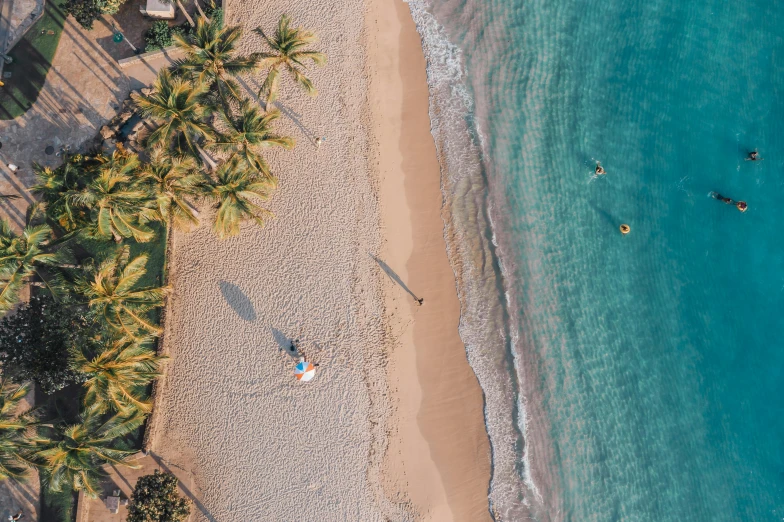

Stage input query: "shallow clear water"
[{"left": 409, "top": 0, "right": 784, "bottom": 520}]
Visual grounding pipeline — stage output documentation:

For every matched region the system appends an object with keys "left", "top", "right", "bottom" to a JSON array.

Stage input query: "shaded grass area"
[
  {"left": 35, "top": 228, "right": 167, "bottom": 521},
  {"left": 39, "top": 483, "right": 77, "bottom": 522},
  {"left": 35, "top": 233, "right": 164, "bottom": 521},
  {"left": 0, "top": 4, "right": 66, "bottom": 120},
  {"left": 77, "top": 223, "right": 168, "bottom": 288},
  {"left": 38, "top": 383, "right": 81, "bottom": 522}
]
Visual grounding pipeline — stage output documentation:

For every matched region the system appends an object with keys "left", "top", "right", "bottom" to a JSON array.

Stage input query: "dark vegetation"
[
  {"left": 0, "top": 12, "right": 324, "bottom": 521},
  {"left": 127, "top": 470, "right": 190, "bottom": 522}
]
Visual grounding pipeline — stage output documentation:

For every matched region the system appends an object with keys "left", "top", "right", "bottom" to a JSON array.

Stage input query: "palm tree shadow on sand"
[{"left": 218, "top": 281, "right": 257, "bottom": 321}]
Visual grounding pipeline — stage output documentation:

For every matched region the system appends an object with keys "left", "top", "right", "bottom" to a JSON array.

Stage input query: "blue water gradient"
[{"left": 425, "top": 0, "right": 784, "bottom": 519}]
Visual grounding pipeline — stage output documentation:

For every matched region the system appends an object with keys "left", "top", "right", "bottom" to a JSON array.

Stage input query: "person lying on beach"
[
  {"left": 595, "top": 162, "right": 606, "bottom": 175},
  {"left": 286, "top": 339, "right": 300, "bottom": 357}
]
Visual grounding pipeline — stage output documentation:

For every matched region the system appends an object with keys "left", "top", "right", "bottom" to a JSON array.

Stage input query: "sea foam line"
[{"left": 404, "top": 0, "right": 545, "bottom": 517}]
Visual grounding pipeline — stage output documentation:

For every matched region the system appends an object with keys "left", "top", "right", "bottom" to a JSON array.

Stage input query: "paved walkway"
[{"left": 0, "top": 13, "right": 174, "bottom": 229}]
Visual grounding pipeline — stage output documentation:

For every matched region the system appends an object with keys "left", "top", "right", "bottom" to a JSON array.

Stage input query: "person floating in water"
[
  {"left": 711, "top": 192, "right": 747, "bottom": 212},
  {"left": 595, "top": 162, "right": 606, "bottom": 175},
  {"left": 746, "top": 150, "right": 762, "bottom": 161}
]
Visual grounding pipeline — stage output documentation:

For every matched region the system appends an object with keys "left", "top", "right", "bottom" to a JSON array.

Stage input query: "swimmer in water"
[
  {"left": 595, "top": 162, "right": 606, "bottom": 175},
  {"left": 712, "top": 192, "right": 733, "bottom": 204},
  {"left": 746, "top": 150, "right": 761, "bottom": 161},
  {"left": 711, "top": 192, "right": 747, "bottom": 212}
]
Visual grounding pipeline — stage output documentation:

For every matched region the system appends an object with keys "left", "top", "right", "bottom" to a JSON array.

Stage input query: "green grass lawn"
[
  {"left": 0, "top": 4, "right": 66, "bottom": 119},
  {"left": 36, "top": 226, "right": 168, "bottom": 522}
]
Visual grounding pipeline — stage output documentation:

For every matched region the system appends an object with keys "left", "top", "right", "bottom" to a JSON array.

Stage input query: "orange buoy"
[{"left": 620, "top": 224, "right": 630, "bottom": 234}]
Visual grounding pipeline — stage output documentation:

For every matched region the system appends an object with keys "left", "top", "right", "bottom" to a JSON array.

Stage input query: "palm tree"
[
  {"left": 169, "top": 0, "right": 195, "bottom": 27},
  {"left": 254, "top": 14, "right": 327, "bottom": 108},
  {"left": 74, "top": 151, "right": 158, "bottom": 243},
  {"left": 32, "top": 160, "right": 91, "bottom": 232},
  {"left": 133, "top": 69, "right": 214, "bottom": 163},
  {"left": 0, "top": 217, "right": 74, "bottom": 314},
  {"left": 0, "top": 381, "right": 48, "bottom": 481},
  {"left": 208, "top": 99, "right": 294, "bottom": 180},
  {"left": 171, "top": 17, "right": 258, "bottom": 108},
  {"left": 73, "top": 335, "right": 167, "bottom": 416},
  {"left": 35, "top": 410, "right": 145, "bottom": 497},
  {"left": 75, "top": 246, "right": 168, "bottom": 336},
  {"left": 201, "top": 156, "right": 276, "bottom": 239},
  {"left": 140, "top": 148, "right": 205, "bottom": 231}
]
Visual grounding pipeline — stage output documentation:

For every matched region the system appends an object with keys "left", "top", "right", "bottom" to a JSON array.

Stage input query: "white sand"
[
  {"left": 150, "top": 0, "right": 493, "bottom": 519},
  {"left": 150, "top": 0, "right": 412, "bottom": 519}
]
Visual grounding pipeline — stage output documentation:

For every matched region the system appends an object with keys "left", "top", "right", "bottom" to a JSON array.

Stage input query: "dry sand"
[{"left": 150, "top": 0, "right": 492, "bottom": 519}]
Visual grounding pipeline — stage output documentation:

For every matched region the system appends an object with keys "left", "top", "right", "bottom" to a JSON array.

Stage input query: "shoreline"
[{"left": 366, "top": 0, "right": 493, "bottom": 519}]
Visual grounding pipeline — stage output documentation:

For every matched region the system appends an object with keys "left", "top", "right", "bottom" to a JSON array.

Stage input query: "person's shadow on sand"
[
  {"left": 218, "top": 281, "right": 257, "bottom": 321},
  {"left": 271, "top": 328, "right": 301, "bottom": 359}
]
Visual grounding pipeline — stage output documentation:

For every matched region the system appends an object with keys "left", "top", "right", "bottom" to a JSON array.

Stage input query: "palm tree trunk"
[
  {"left": 176, "top": 0, "right": 195, "bottom": 27},
  {"left": 196, "top": 144, "right": 217, "bottom": 172},
  {"left": 194, "top": 0, "right": 209, "bottom": 22}
]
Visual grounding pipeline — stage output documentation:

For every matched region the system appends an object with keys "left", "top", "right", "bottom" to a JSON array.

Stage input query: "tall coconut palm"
[
  {"left": 208, "top": 99, "right": 294, "bottom": 180},
  {"left": 35, "top": 410, "right": 144, "bottom": 497},
  {"left": 0, "top": 381, "right": 48, "bottom": 481},
  {"left": 32, "top": 159, "right": 92, "bottom": 232},
  {"left": 201, "top": 156, "right": 276, "bottom": 239},
  {"left": 140, "top": 148, "right": 205, "bottom": 232},
  {"left": 254, "top": 14, "right": 326, "bottom": 108},
  {"left": 167, "top": 0, "right": 195, "bottom": 27},
  {"left": 75, "top": 246, "right": 168, "bottom": 336},
  {"left": 133, "top": 69, "right": 214, "bottom": 163},
  {"left": 171, "top": 17, "right": 258, "bottom": 108},
  {"left": 0, "top": 218, "right": 74, "bottom": 314},
  {"left": 73, "top": 335, "right": 167, "bottom": 416},
  {"left": 74, "top": 151, "right": 158, "bottom": 243}
]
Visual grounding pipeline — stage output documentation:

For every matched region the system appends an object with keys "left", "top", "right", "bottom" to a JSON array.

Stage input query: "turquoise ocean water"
[{"left": 408, "top": 0, "right": 784, "bottom": 520}]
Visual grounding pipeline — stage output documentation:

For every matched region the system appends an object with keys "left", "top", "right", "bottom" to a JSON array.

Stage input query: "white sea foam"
[{"left": 406, "top": 0, "right": 547, "bottom": 518}]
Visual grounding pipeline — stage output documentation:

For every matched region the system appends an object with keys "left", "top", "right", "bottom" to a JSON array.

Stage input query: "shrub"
[
  {"left": 61, "top": 0, "right": 104, "bottom": 30},
  {"left": 145, "top": 20, "right": 173, "bottom": 51},
  {"left": 127, "top": 470, "right": 190, "bottom": 522},
  {"left": 0, "top": 294, "right": 94, "bottom": 394},
  {"left": 170, "top": 22, "right": 193, "bottom": 40},
  {"left": 62, "top": 0, "right": 127, "bottom": 29},
  {"left": 203, "top": 1, "right": 223, "bottom": 28}
]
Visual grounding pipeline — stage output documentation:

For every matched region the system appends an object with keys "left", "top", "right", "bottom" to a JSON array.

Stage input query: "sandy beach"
[{"left": 148, "top": 0, "right": 492, "bottom": 519}]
